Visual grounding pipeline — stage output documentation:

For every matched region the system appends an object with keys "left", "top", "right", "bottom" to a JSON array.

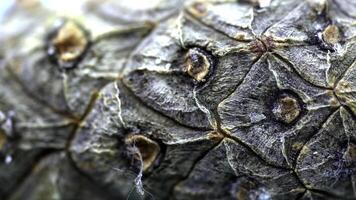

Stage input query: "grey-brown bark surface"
[{"left": 0, "top": 0, "right": 355, "bottom": 199}]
